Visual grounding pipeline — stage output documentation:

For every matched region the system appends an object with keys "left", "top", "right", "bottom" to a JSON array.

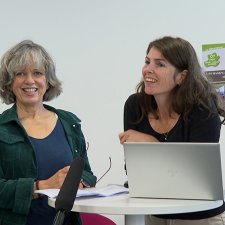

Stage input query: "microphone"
[{"left": 52, "top": 157, "right": 85, "bottom": 225}]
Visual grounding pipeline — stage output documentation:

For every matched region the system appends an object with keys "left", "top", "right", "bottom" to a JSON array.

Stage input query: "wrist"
[
  {"left": 32, "top": 181, "right": 40, "bottom": 199},
  {"left": 36, "top": 180, "right": 40, "bottom": 190}
]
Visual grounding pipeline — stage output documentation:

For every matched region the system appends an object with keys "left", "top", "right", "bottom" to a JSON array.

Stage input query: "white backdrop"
[{"left": 0, "top": 1, "right": 225, "bottom": 224}]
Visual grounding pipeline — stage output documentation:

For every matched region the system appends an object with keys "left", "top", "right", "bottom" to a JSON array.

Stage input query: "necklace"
[{"left": 163, "top": 132, "right": 169, "bottom": 141}]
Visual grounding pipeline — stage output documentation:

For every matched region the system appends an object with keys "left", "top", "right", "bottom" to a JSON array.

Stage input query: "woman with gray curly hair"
[{"left": 0, "top": 40, "right": 96, "bottom": 225}]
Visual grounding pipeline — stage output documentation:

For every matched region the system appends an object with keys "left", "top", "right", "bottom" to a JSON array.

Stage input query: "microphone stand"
[{"left": 52, "top": 210, "right": 66, "bottom": 225}]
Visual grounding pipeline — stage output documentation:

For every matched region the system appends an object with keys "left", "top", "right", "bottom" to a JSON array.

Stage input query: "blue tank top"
[{"left": 26, "top": 118, "right": 73, "bottom": 225}]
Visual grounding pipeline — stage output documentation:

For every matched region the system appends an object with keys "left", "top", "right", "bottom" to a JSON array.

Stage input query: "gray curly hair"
[{"left": 0, "top": 40, "right": 62, "bottom": 104}]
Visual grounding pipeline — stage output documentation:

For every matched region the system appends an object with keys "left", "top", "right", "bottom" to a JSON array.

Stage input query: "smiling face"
[
  {"left": 11, "top": 61, "right": 48, "bottom": 108},
  {"left": 142, "top": 47, "right": 186, "bottom": 100}
]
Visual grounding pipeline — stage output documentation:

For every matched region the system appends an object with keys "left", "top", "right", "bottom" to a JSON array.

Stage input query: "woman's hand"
[
  {"left": 119, "top": 129, "right": 158, "bottom": 144},
  {"left": 38, "top": 166, "right": 70, "bottom": 189},
  {"left": 36, "top": 166, "right": 86, "bottom": 190},
  {"left": 79, "top": 182, "right": 84, "bottom": 189}
]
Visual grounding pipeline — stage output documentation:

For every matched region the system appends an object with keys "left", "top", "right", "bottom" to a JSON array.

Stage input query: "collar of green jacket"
[{"left": 0, "top": 104, "right": 81, "bottom": 125}]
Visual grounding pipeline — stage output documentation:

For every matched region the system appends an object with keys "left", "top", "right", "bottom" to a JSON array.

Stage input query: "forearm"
[
  {"left": 119, "top": 129, "right": 159, "bottom": 143},
  {"left": 0, "top": 177, "right": 33, "bottom": 215}
]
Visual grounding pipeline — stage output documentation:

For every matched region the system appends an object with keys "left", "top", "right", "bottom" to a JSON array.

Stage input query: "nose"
[
  {"left": 144, "top": 63, "right": 154, "bottom": 73},
  {"left": 24, "top": 73, "right": 35, "bottom": 84}
]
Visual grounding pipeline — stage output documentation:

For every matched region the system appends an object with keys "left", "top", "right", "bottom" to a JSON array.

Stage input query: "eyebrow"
[{"left": 145, "top": 56, "right": 167, "bottom": 62}]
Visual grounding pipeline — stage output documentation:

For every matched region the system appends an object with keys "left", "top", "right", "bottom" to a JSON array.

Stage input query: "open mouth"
[
  {"left": 145, "top": 77, "right": 157, "bottom": 83},
  {"left": 22, "top": 88, "right": 38, "bottom": 92}
]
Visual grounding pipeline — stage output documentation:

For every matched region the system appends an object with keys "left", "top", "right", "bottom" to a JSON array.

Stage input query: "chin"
[{"left": 144, "top": 89, "right": 154, "bottom": 95}]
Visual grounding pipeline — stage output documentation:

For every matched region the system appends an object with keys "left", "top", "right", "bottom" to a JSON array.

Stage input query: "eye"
[
  {"left": 156, "top": 61, "right": 165, "bottom": 67},
  {"left": 145, "top": 60, "right": 150, "bottom": 65},
  {"left": 15, "top": 71, "right": 25, "bottom": 76},
  {"left": 33, "top": 71, "right": 44, "bottom": 76}
]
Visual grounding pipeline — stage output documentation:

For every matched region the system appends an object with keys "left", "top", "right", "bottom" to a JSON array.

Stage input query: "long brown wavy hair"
[{"left": 136, "top": 36, "right": 225, "bottom": 124}]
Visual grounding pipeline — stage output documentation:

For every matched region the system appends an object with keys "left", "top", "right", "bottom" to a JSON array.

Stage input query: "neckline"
[
  {"left": 147, "top": 116, "right": 182, "bottom": 141},
  {"left": 147, "top": 116, "right": 181, "bottom": 134},
  {"left": 28, "top": 115, "right": 59, "bottom": 140}
]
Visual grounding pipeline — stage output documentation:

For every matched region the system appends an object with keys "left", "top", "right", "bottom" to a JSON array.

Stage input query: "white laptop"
[{"left": 123, "top": 142, "right": 224, "bottom": 200}]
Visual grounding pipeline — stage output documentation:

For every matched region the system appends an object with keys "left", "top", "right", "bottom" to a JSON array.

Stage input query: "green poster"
[{"left": 202, "top": 43, "right": 225, "bottom": 99}]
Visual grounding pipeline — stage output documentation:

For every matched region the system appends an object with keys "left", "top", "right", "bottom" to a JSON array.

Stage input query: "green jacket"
[{"left": 0, "top": 104, "right": 97, "bottom": 225}]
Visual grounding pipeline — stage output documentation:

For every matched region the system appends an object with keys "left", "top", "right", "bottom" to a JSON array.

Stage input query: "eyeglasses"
[
  {"left": 96, "top": 156, "right": 112, "bottom": 184},
  {"left": 85, "top": 142, "right": 112, "bottom": 184}
]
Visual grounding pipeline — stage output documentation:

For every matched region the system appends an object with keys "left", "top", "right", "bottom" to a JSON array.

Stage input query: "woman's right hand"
[
  {"left": 38, "top": 166, "right": 70, "bottom": 189},
  {"left": 119, "top": 129, "right": 159, "bottom": 144}
]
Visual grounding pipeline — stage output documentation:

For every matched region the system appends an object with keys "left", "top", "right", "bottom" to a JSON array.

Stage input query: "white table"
[{"left": 48, "top": 193, "right": 223, "bottom": 225}]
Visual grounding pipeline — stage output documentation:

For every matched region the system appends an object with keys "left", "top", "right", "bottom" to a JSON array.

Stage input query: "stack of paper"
[{"left": 35, "top": 184, "right": 129, "bottom": 198}]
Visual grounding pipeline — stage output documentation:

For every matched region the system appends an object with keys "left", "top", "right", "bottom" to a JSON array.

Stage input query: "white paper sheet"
[{"left": 35, "top": 184, "right": 129, "bottom": 198}]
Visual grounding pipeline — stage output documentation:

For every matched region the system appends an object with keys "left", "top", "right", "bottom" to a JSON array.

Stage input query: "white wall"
[{"left": 0, "top": 1, "right": 225, "bottom": 224}]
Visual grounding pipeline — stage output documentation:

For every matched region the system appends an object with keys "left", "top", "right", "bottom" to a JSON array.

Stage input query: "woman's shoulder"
[
  {"left": 44, "top": 104, "right": 81, "bottom": 123},
  {"left": 125, "top": 93, "right": 139, "bottom": 105},
  {"left": 58, "top": 109, "right": 81, "bottom": 122},
  {"left": 188, "top": 100, "right": 220, "bottom": 122},
  {"left": 124, "top": 93, "right": 142, "bottom": 118},
  {"left": 0, "top": 104, "right": 17, "bottom": 123}
]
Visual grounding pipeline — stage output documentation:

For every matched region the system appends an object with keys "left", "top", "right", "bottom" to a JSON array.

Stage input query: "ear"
[{"left": 176, "top": 70, "right": 188, "bottom": 85}]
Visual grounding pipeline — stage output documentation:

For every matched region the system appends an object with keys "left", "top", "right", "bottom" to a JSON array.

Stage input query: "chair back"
[{"left": 80, "top": 212, "right": 116, "bottom": 225}]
